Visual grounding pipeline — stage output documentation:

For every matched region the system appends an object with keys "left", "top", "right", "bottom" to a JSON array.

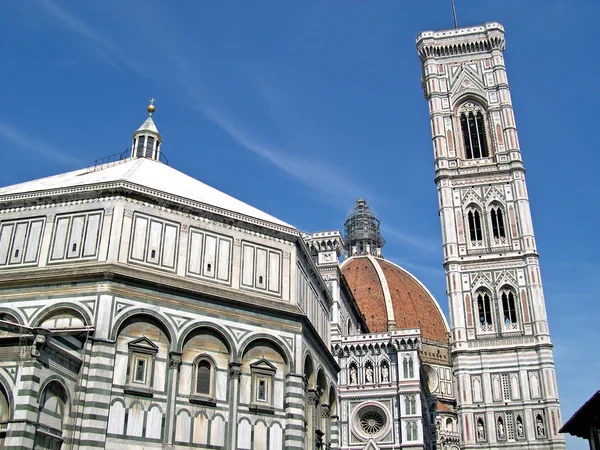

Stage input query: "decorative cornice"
[
  {"left": 417, "top": 23, "right": 505, "bottom": 62},
  {"left": 0, "top": 182, "right": 298, "bottom": 238}
]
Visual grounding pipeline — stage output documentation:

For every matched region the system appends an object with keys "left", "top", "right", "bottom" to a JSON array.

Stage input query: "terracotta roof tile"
[{"left": 342, "top": 256, "right": 448, "bottom": 341}]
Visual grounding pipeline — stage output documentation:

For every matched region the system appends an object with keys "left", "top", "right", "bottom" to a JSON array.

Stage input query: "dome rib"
[
  {"left": 341, "top": 256, "right": 449, "bottom": 341},
  {"left": 366, "top": 255, "right": 396, "bottom": 330}
]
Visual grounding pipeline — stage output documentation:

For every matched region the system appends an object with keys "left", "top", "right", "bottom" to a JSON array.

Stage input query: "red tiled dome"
[{"left": 341, "top": 256, "right": 448, "bottom": 342}]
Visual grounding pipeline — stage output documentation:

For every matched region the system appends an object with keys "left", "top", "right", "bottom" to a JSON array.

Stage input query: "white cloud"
[
  {"left": 382, "top": 224, "right": 439, "bottom": 253},
  {"left": 201, "top": 106, "right": 368, "bottom": 204},
  {"left": 38, "top": 0, "right": 146, "bottom": 75},
  {"left": 0, "top": 122, "right": 82, "bottom": 166}
]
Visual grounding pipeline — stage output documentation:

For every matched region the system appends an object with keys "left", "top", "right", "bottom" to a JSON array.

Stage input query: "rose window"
[{"left": 360, "top": 410, "right": 385, "bottom": 435}]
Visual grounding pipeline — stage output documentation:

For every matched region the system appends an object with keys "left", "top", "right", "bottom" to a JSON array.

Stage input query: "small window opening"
[
  {"left": 135, "top": 136, "right": 145, "bottom": 158},
  {"left": 257, "top": 379, "right": 267, "bottom": 402},
  {"left": 14, "top": 249, "right": 19, "bottom": 258},
  {"left": 206, "top": 263, "right": 212, "bottom": 272},
  {"left": 196, "top": 360, "right": 211, "bottom": 395},
  {"left": 146, "top": 136, "right": 155, "bottom": 158},
  {"left": 134, "top": 359, "right": 146, "bottom": 383},
  {"left": 150, "top": 249, "right": 156, "bottom": 259},
  {"left": 72, "top": 243, "right": 77, "bottom": 252},
  {"left": 258, "top": 275, "right": 263, "bottom": 284}
]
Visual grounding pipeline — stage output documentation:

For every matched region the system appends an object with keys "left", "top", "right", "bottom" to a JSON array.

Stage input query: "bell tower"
[{"left": 416, "top": 23, "right": 565, "bottom": 448}]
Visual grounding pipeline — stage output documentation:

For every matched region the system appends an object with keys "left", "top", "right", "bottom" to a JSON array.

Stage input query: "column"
[
  {"left": 284, "top": 373, "right": 306, "bottom": 450},
  {"left": 330, "top": 413, "right": 339, "bottom": 450},
  {"left": 3, "top": 355, "right": 43, "bottom": 449},
  {"left": 227, "top": 362, "right": 241, "bottom": 450},
  {"left": 307, "top": 388, "right": 320, "bottom": 449},
  {"left": 163, "top": 351, "right": 182, "bottom": 447},
  {"left": 71, "top": 339, "right": 116, "bottom": 448}
]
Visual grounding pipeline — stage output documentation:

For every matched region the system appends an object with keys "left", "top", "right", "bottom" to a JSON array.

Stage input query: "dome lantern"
[
  {"left": 131, "top": 98, "right": 162, "bottom": 161},
  {"left": 343, "top": 198, "right": 385, "bottom": 258}
]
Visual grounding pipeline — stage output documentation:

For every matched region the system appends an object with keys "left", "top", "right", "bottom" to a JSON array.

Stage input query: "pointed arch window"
[
  {"left": 460, "top": 110, "right": 489, "bottom": 159},
  {"left": 501, "top": 290, "right": 518, "bottom": 330},
  {"left": 476, "top": 292, "right": 493, "bottom": 332},
  {"left": 405, "top": 395, "right": 417, "bottom": 415},
  {"left": 490, "top": 206, "right": 507, "bottom": 241},
  {"left": 467, "top": 209, "right": 483, "bottom": 245},
  {"left": 406, "top": 421, "right": 418, "bottom": 441}
]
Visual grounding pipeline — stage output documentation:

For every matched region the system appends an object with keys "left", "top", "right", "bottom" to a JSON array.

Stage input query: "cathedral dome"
[{"left": 341, "top": 255, "right": 449, "bottom": 341}]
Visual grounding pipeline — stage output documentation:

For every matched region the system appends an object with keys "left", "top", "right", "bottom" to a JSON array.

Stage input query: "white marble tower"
[{"left": 416, "top": 23, "right": 565, "bottom": 448}]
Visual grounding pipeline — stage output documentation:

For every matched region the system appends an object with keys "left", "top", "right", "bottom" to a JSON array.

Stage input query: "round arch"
[
  {"left": 177, "top": 321, "right": 236, "bottom": 357},
  {"left": 237, "top": 334, "right": 293, "bottom": 372},
  {"left": 31, "top": 302, "right": 91, "bottom": 328},
  {"left": 452, "top": 92, "right": 489, "bottom": 112},
  {"left": 110, "top": 309, "right": 175, "bottom": 347},
  {"left": 303, "top": 352, "right": 315, "bottom": 389},
  {"left": 0, "top": 308, "right": 24, "bottom": 325}
]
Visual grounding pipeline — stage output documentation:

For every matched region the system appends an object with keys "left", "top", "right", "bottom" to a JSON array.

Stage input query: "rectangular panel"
[
  {"left": 241, "top": 244, "right": 255, "bottom": 287},
  {"left": 202, "top": 235, "right": 217, "bottom": 278},
  {"left": 146, "top": 220, "right": 163, "bottom": 264},
  {"left": 255, "top": 248, "right": 267, "bottom": 289},
  {"left": 130, "top": 216, "right": 148, "bottom": 261},
  {"left": 268, "top": 251, "right": 281, "bottom": 293},
  {"left": 82, "top": 213, "right": 101, "bottom": 257},
  {"left": 162, "top": 224, "right": 178, "bottom": 268},
  {"left": 67, "top": 215, "right": 86, "bottom": 258},
  {"left": 24, "top": 220, "right": 44, "bottom": 263},
  {"left": 9, "top": 222, "right": 28, "bottom": 264},
  {"left": 217, "top": 238, "right": 231, "bottom": 281},
  {"left": 187, "top": 230, "right": 203, "bottom": 275},
  {"left": 0, "top": 224, "right": 14, "bottom": 265},
  {"left": 51, "top": 217, "right": 70, "bottom": 261}
]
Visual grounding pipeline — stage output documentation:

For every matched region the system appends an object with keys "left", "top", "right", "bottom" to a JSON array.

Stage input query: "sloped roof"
[
  {"left": 135, "top": 116, "right": 159, "bottom": 135},
  {"left": 0, "top": 157, "right": 293, "bottom": 229}
]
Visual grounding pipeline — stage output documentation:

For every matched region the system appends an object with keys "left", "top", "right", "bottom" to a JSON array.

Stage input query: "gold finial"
[{"left": 147, "top": 98, "right": 156, "bottom": 115}]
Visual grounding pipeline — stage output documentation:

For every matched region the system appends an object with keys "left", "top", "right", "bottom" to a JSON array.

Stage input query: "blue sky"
[{"left": 1, "top": 1, "right": 598, "bottom": 447}]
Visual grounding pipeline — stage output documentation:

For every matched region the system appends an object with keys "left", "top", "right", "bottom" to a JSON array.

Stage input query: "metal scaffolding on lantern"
[{"left": 343, "top": 198, "right": 385, "bottom": 257}]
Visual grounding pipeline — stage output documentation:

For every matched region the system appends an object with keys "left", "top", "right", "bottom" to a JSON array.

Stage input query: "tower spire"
[
  {"left": 131, "top": 99, "right": 162, "bottom": 161},
  {"left": 450, "top": 0, "right": 458, "bottom": 29}
]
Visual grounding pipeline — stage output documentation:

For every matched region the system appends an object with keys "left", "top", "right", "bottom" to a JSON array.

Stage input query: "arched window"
[
  {"left": 34, "top": 381, "right": 68, "bottom": 447},
  {"left": 347, "top": 319, "right": 352, "bottom": 336},
  {"left": 460, "top": 110, "right": 489, "bottom": 159},
  {"left": 406, "top": 421, "right": 418, "bottom": 441},
  {"left": 196, "top": 360, "right": 212, "bottom": 395},
  {"left": 490, "top": 206, "right": 506, "bottom": 240},
  {"left": 467, "top": 209, "right": 483, "bottom": 244},
  {"left": 501, "top": 290, "right": 518, "bottom": 329},
  {"left": 476, "top": 292, "right": 493, "bottom": 332}
]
